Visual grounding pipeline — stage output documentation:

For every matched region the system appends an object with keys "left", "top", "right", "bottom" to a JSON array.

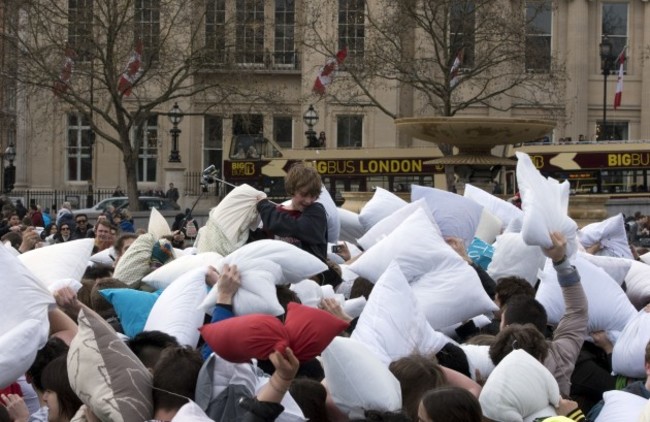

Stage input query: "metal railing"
[{"left": 4, "top": 189, "right": 115, "bottom": 211}]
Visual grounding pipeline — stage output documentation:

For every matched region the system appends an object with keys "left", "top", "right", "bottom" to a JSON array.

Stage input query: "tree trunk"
[
  {"left": 438, "top": 143, "right": 456, "bottom": 192},
  {"left": 121, "top": 137, "right": 141, "bottom": 212}
]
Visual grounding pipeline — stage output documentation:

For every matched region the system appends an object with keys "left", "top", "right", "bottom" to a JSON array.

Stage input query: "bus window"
[{"left": 230, "top": 134, "right": 281, "bottom": 160}]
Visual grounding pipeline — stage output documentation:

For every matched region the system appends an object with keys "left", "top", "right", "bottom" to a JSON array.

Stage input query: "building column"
[
  {"left": 641, "top": 0, "right": 650, "bottom": 138},
  {"left": 564, "top": 0, "right": 590, "bottom": 141}
]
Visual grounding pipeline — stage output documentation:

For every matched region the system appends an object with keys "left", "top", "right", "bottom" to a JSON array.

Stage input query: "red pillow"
[
  {"left": 199, "top": 314, "right": 288, "bottom": 363},
  {"left": 284, "top": 302, "right": 350, "bottom": 362}
]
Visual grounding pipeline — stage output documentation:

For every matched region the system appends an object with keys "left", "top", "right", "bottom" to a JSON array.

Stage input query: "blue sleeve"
[{"left": 201, "top": 304, "right": 235, "bottom": 360}]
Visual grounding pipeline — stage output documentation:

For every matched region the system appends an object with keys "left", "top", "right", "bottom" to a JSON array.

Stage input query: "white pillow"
[
  {"left": 474, "top": 208, "right": 503, "bottom": 245},
  {"left": 89, "top": 247, "right": 116, "bottom": 267},
  {"left": 3, "top": 241, "right": 19, "bottom": 257},
  {"left": 352, "top": 261, "right": 451, "bottom": 366},
  {"left": 349, "top": 207, "right": 445, "bottom": 283},
  {"left": 148, "top": 207, "right": 172, "bottom": 239},
  {"left": 515, "top": 152, "right": 578, "bottom": 259},
  {"left": 357, "top": 199, "right": 440, "bottom": 251},
  {"left": 112, "top": 233, "right": 157, "bottom": 287},
  {"left": 322, "top": 337, "right": 402, "bottom": 417},
  {"left": 623, "top": 261, "right": 650, "bottom": 309},
  {"left": 48, "top": 278, "right": 83, "bottom": 294},
  {"left": 479, "top": 349, "right": 560, "bottom": 422},
  {"left": 0, "top": 319, "right": 42, "bottom": 388},
  {"left": 144, "top": 266, "right": 209, "bottom": 347},
  {"left": 535, "top": 255, "right": 636, "bottom": 333},
  {"left": 317, "top": 185, "right": 341, "bottom": 243},
  {"left": 172, "top": 401, "right": 214, "bottom": 422},
  {"left": 463, "top": 183, "right": 523, "bottom": 230},
  {"left": 611, "top": 309, "right": 650, "bottom": 378},
  {"left": 337, "top": 208, "right": 365, "bottom": 244},
  {"left": 19, "top": 238, "right": 94, "bottom": 286},
  {"left": 487, "top": 232, "right": 547, "bottom": 286},
  {"left": 580, "top": 252, "right": 632, "bottom": 286},
  {"left": 578, "top": 214, "right": 632, "bottom": 259},
  {"left": 411, "top": 185, "right": 483, "bottom": 247},
  {"left": 254, "top": 378, "right": 305, "bottom": 422},
  {"left": 358, "top": 187, "right": 408, "bottom": 233},
  {"left": 142, "top": 252, "right": 223, "bottom": 291},
  {"left": 597, "top": 391, "right": 647, "bottom": 422},
  {"left": 290, "top": 279, "right": 324, "bottom": 308},
  {"left": 343, "top": 296, "right": 366, "bottom": 319},
  {"left": 459, "top": 344, "right": 496, "bottom": 382}
]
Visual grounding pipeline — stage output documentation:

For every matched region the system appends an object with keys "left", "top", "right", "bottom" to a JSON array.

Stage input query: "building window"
[
  {"left": 338, "top": 0, "right": 364, "bottom": 62},
  {"left": 602, "top": 3, "right": 628, "bottom": 69},
  {"left": 273, "top": 116, "right": 293, "bottom": 149},
  {"left": 205, "top": 0, "right": 227, "bottom": 63},
  {"left": 337, "top": 115, "right": 363, "bottom": 148},
  {"left": 134, "top": 0, "right": 160, "bottom": 63},
  {"left": 597, "top": 120, "right": 628, "bottom": 141},
  {"left": 450, "top": 1, "right": 475, "bottom": 68},
  {"left": 136, "top": 115, "right": 158, "bottom": 182},
  {"left": 68, "top": 0, "right": 93, "bottom": 61},
  {"left": 274, "top": 0, "right": 295, "bottom": 66},
  {"left": 236, "top": 0, "right": 265, "bottom": 64},
  {"left": 204, "top": 116, "right": 223, "bottom": 174},
  {"left": 66, "top": 113, "right": 93, "bottom": 181},
  {"left": 525, "top": 0, "right": 552, "bottom": 72}
]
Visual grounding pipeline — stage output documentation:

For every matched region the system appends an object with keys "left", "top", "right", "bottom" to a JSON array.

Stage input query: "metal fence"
[
  {"left": 5, "top": 189, "right": 116, "bottom": 211},
  {"left": 184, "top": 171, "right": 227, "bottom": 197}
]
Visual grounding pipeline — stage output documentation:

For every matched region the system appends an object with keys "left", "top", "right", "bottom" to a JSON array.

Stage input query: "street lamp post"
[
  {"left": 303, "top": 105, "right": 319, "bottom": 148},
  {"left": 3, "top": 142, "right": 16, "bottom": 193},
  {"left": 168, "top": 102, "right": 183, "bottom": 163},
  {"left": 599, "top": 37, "right": 615, "bottom": 141}
]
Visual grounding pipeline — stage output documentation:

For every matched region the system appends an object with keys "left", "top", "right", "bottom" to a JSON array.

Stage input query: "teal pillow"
[
  {"left": 99, "top": 288, "right": 162, "bottom": 338},
  {"left": 467, "top": 237, "right": 494, "bottom": 270}
]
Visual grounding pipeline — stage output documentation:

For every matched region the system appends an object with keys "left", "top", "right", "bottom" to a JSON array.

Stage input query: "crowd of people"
[{"left": 2, "top": 162, "right": 650, "bottom": 421}]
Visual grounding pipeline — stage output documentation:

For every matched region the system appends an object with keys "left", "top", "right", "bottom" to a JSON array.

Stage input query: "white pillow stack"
[
  {"left": 578, "top": 214, "right": 633, "bottom": 259},
  {"left": 317, "top": 185, "right": 340, "bottom": 243},
  {"left": 611, "top": 309, "right": 650, "bottom": 379},
  {"left": 515, "top": 151, "right": 578, "bottom": 259},
  {"left": 322, "top": 337, "right": 402, "bottom": 418},
  {"left": 597, "top": 391, "right": 648, "bottom": 422},
  {"left": 351, "top": 261, "right": 451, "bottom": 366},
  {"left": 147, "top": 207, "right": 172, "bottom": 239},
  {"left": 623, "top": 261, "right": 650, "bottom": 309},
  {"left": 358, "top": 187, "right": 407, "bottom": 233},
  {"left": 536, "top": 255, "right": 636, "bottom": 333},
  {"left": 142, "top": 252, "right": 223, "bottom": 291},
  {"left": 463, "top": 183, "right": 523, "bottom": 230},
  {"left": 19, "top": 238, "right": 94, "bottom": 287},
  {"left": 487, "top": 232, "right": 548, "bottom": 287},
  {"left": 411, "top": 185, "right": 483, "bottom": 247},
  {"left": 337, "top": 208, "right": 365, "bottom": 244}
]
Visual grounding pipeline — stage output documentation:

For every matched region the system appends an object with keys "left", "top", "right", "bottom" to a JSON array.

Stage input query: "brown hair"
[
  {"left": 494, "top": 277, "right": 535, "bottom": 308},
  {"left": 489, "top": 323, "right": 549, "bottom": 365},
  {"left": 284, "top": 163, "right": 322, "bottom": 197},
  {"left": 420, "top": 386, "right": 482, "bottom": 422},
  {"left": 645, "top": 340, "right": 650, "bottom": 365},
  {"left": 152, "top": 346, "right": 203, "bottom": 412},
  {"left": 90, "top": 277, "right": 129, "bottom": 321}
]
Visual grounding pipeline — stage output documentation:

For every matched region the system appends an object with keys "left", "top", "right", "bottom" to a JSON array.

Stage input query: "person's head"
[
  {"left": 58, "top": 223, "right": 71, "bottom": 238},
  {"left": 464, "top": 334, "right": 497, "bottom": 346},
  {"left": 41, "top": 355, "right": 83, "bottom": 421},
  {"left": 350, "top": 276, "right": 374, "bottom": 300},
  {"left": 114, "top": 233, "right": 138, "bottom": 263},
  {"left": 289, "top": 378, "right": 329, "bottom": 422},
  {"left": 94, "top": 220, "right": 113, "bottom": 245},
  {"left": 169, "top": 183, "right": 174, "bottom": 189},
  {"left": 1, "top": 231, "right": 22, "bottom": 250},
  {"left": 285, "top": 163, "right": 322, "bottom": 212},
  {"left": 152, "top": 346, "right": 203, "bottom": 413},
  {"left": 26, "top": 336, "right": 69, "bottom": 393},
  {"left": 435, "top": 343, "right": 470, "bottom": 378},
  {"left": 75, "top": 214, "right": 89, "bottom": 231},
  {"left": 494, "top": 277, "right": 535, "bottom": 309},
  {"left": 127, "top": 330, "right": 180, "bottom": 370},
  {"left": 61, "top": 201, "right": 72, "bottom": 211},
  {"left": 388, "top": 354, "right": 447, "bottom": 421},
  {"left": 90, "top": 278, "right": 129, "bottom": 331},
  {"left": 7, "top": 212, "right": 20, "bottom": 226},
  {"left": 489, "top": 323, "right": 549, "bottom": 365},
  {"left": 418, "top": 386, "right": 482, "bottom": 422},
  {"left": 30, "top": 203, "right": 38, "bottom": 212},
  {"left": 276, "top": 285, "right": 301, "bottom": 315},
  {"left": 42, "top": 222, "right": 57, "bottom": 238},
  {"left": 500, "top": 294, "right": 548, "bottom": 334}
]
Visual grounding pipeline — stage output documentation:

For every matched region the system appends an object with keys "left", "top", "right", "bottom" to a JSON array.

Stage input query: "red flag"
[
  {"left": 118, "top": 40, "right": 144, "bottom": 96},
  {"left": 53, "top": 48, "right": 76, "bottom": 97},
  {"left": 312, "top": 47, "right": 348, "bottom": 96},
  {"left": 613, "top": 49, "right": 626, "bottom": 110},
  {"left": 450, "top": 49, "right": 463, "bottom": 88}
]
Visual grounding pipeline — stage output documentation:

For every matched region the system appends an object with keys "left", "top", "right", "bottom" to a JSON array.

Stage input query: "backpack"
[{"left": 184, "top": 218, "right": 198, "bottom": 238}]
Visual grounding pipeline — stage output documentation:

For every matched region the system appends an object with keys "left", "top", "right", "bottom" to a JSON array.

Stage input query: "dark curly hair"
[{"left": 489, "top": 323, "right": 549, "bottom": 365}]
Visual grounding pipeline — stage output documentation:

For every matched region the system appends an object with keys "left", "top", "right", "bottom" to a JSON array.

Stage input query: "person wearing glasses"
[
  {"left": 52, "top": 223, "right": 73, "bottom": 244},
  {"left": 71, "top": 213, "right": 93, "bottom": 240}
]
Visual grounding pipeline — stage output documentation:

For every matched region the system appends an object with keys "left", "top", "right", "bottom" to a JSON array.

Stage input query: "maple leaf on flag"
[
  {"left": 118, "top": 39, "right": 144, "bottom": 96},
  {"left": 312, "top": 47, "right": 348, "bottom": 96}
]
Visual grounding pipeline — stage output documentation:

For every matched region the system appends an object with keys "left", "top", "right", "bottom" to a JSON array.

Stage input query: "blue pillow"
[
  {"left": 467, "top": 237, "right": 494, "bottom": 270},
  {"left": 99, "top": 288, "right": 162, "bottom": 338}
]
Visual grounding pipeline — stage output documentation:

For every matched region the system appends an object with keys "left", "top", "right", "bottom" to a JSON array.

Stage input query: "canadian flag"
[
  {"left": 613, "top": 49, "right": 626, "bottom": 110},
  {"left": 118, "top": 40, "right": 144, "bottom": 96},
  {"left": 53, "top": 48, "right": 76, "bottom": 97},
  {"left": 450, "top": 49, "right": 463, "bottom": 88},
  {"left": 312, "top": 47, "right": 348, "bottom": 96}
]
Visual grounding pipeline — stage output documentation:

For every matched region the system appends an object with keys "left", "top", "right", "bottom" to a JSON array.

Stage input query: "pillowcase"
[
  {"left": 611, "top": 309, "right": 650, "bottom": 379},
  {"left": 474, "top": 208, "right": 503, "bottom": 245},
  {"left": 290, "top": 279, "right": 324, "bottom": 308},
  {"left": 463, "top": 183, "right": 523, "bottom": 230},
  {"left": 200, "top": 302, "right": 348, "bottom": 363},
  {"left": 411, "top": 184, "right": 483, "bottom": 247},
  {"left": 317, "top": 185, "right": 340, "bottom": 243},
  {"left": 623, "top": 261, "right": 650, "bottom": 309},
  {"left": 351, "top": 261, "right": 451, "bottom": 365},
  {"left": 113, "top": 233, "right": 157, "bottom": 287},
  {"left": 349, "top": 207, "right": 445, "bottom": 283},
  {"left": 459, "top": 344, "right": 496, "bottom": 382},
  {"left": 479, "top": 349, "right": 560, "bottom": 422},
  {"left": 338, "top": 208, "right": 365, "bottom": 244},
  {"left": 172, "top": 400, "right": 214, "bottom": 422},
  {"left": 321, "top": 337, "right": 402, "bottom": 417},
  {"left": 515, "top": 152, "right": 578, "bottom": 259},
  {"left": 68, "top": 308, "right": 153, "bottom": 422},
  {"left": 487, "top": 232, "right": 547, "bottom": 286},
  {"left": 147, "top": 207, "right": 172, "bottom": 239},
  {"left": 0, "top": 319, "right": 42, "bottom": 388},
  {"left": 597, "top": 390, "right": 648, "bottom": 422},
  {"left": 536, "top": 255, "right": 636, "bottom": 333},
  {"left": 19, "top": 238, "right": 94, "bottom": 287},
  {"left": 467, "top": 237, "right": 494, "bottom": 271},
  {"left": 357, "top": 199, "right": 440, "bottom": 251},
  {"left": 89, "top": 246, "right": 116, "bottom": 267},
  {"left": 142, "top": 252, "right": 223, "bottom": 290},
  {"left": 343, "top": 296, "right": 366, "bottom": 319},
  {"left": 579, "top": 252, "right": 632, "bottom": 286},
  {"left": 358, "top": 187, "right": 408, "bottom": 233},
  {"left": 99, "top": 288, "right": 162, "bottom": 338},
  {"left": 578, "top": 214, "right": 633, "bottom": 259},
  {"left": 144, "top": 266, "right": 209, "bottom": 347}
]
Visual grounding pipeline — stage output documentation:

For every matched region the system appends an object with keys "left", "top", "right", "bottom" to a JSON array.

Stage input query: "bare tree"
[
  {"left": 304, "top": 0, "right": 566, "bottom": 189},
  {"left": 3, "top": 0, "right": 284, "bottom": 209}
]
